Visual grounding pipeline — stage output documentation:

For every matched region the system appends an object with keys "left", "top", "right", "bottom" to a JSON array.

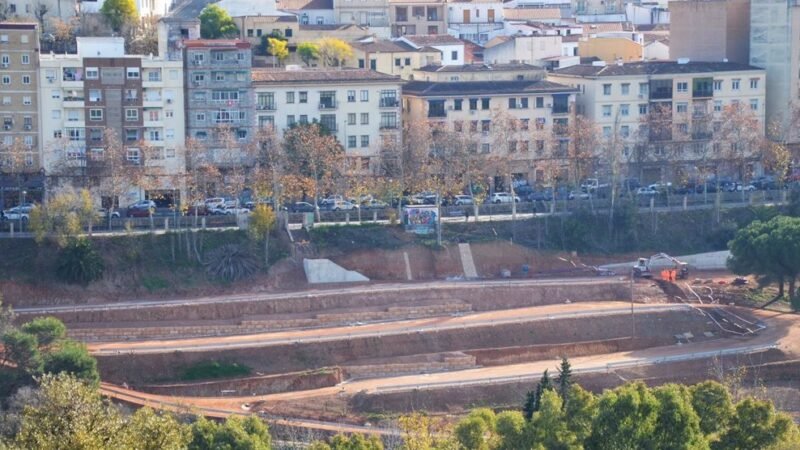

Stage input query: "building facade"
[
  {"left": 550, "top": 60, "right": 767, "bottom": 183},
  {"left": 252, "top": 68, "right": 403, "bottom": 173},
  {"left": 402, "top": 79, "right": 578, "bottom": 183},
  {"left": 351, "top": 38, "right": 442, "bottom": 79},
  {"left": 333, "top": 0, "right": 390, "bottom": 26},
  {"left": 411, "top": 62, "right": 545, "bottom": 82},
  {"left": 446, "top": 0, "right": 505, "bottom": 45},
  {"left": 389, "top": 0, "right": 447, "bottom": 36},
  {"left": 0, "top": 22, "right": 41, "bottom": 206},
  {"left": 39, "top": 37, "right": 186, "bottom": 207},
  {"left": 183, "top": 40, "right": 255, "bottom": 168},
  {"left": 669, "top": 0, "right": 750, "bottom": 65}
]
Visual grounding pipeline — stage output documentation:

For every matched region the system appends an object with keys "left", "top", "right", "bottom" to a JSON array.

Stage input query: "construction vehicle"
[{"left": 632, "top": 253, "right": 689, "bottom": 280}]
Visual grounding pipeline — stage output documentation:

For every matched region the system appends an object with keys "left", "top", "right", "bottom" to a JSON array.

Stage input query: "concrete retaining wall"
[
  {"left": 135, "top": 368, "right": 342, "bottom": 397},
  {"left": 344, "top": 352, "right": 476, "bottom": 379},
  {"left": 69, "top": 302, "right": 471, "bottom": 342}
]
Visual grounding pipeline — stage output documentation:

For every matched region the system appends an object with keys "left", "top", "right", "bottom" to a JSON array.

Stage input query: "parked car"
[
  {"left": 97, "top": 208, "right": 120, "bottom": 219},
  {"left": 2, "top": 203, "right": 34, "bottom": 221},
  {"left": 636, "top": 187, "right": 658, "bottom": 196},
  {"left": 363, "top": 199, "right": 389, "bottom": 209},
  {"left": 222, "top": 206, "right": 250, "bottom": 215},
  {"left": 454, "top": 195, "right": 474, "bottom": 206},
  {"left": 736, "top": 183, "right": 757, "bottom": 192},
  {"left": 186, "top": 203, "right": 209, "bottom": 216},
  {"left": 490, "top": 192, "right": 520, "bottom": 204},
  {"left": 204, "top": 197, "right": 226, "bottom": 209},
  {"left": 126, "top": 200, "right": 155, "bottom": 217},
  {"left": 285, "top": 202, "right": 317, "bottom": 213},
  {"left": 321, "top": 200, "right": 358, "bottom": 211}
]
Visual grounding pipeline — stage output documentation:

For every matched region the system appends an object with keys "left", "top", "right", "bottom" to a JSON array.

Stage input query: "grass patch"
[
  {"left": 179, "top": 360, "right": 252, "bottom": 381},
  {"left": 141, "top": 276, "right": 169, "bottom": 292}
]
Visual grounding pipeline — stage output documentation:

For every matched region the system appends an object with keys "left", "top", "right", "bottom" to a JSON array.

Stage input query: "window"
[
  {"left": 148, "top": 129, "right": 161, "bottom": 141},
  {"left": 89, "top": 109, "right": 103, "bottom": 121},
  {"left": 89, "top": 128, "right": 102, "bottom": 142},
  {"left": 347, "top": 90, "right": 356, "bottom": 102},
  {"left": 713, "top": 80, "right": 722, "bottom": 91},
  {"left": 166, "top": 148, "right": 176, "bottom": 158},
  {"left": 454, "top": 99, "right": 463, "bottom": 111},
  {"left": 469, "top": 98, "right": 478, "bottom": 110},
  {"left": 603, "top": 126, "right": 611, "bottom": 137},
  {"left": 395, "top": 58, "right": 401, "bottom": 67},
  {"left": 85, "top": 67, "right": 99, "bottom": 79},
  {"left": 481, "top": 120, "right": 490, "bottom": 132},
  {"left": 22, "top": 96, "right": 30, "bottom": 105},
  {"left": 521, "top": 119, "right": 529, "bottom": 130},
  {"left": 750, "top": 99, "right": 759, "bottom": 111},
  {"left": 602, "top": 105, "right": 612, "bottom": 117},
  {"left": 677, "top": 102, "right": 688, "bottom": 113},
  {"left": 454, "top": 121, "right": 463, "bottom": 132},
  {"left": 451, "top": 51, "right": 458, "bottom": 61},
  {"left": 286, "top": 92, "right": 295, "bottom": 103},
  {"left": 481, "top": 143, "right": 490, "bottom": 153},
  {"left": 348, "top": 135, "right": 357, "bottom": 148},
  {"left": 678, "top": 123, "right": 688, "bottom": 134},
  {"left": 620, "top": 104, "right": 629, "bottom": 116},
  {"left": 53, "top": 130, "right": 62, "bottom": 138},
  {"left": 51, "top": 110, "right": 61, "bottom": 119},
  {"left": 535, "top": 97, "right": 544, "bottom": 108},
  {"left": 67, "top": 110, "right": 80, "bottom": 122},
  {"left": 380, "top": 112, "right": 397, "bottom": 129},
  {"left": 470, "top": 120, "right": 478, "bottom": 132},
  {"left": 193, "top": 73, "right": 205, "bottom": 83},
  {"left": 165, "top": 128, "right": 174, "bottom": 140},
  {"left": 126, "top": 67, "right": 140, "bottom": 79},
  {"left": 361, "top": 135, "right": 369, "bottom": 148},
  {"left": 621, "top": 83, "right": 630, "bottom": 95},
  {"left": 621, "top": 125, "right": 630, "bottom": 138},
  {"left": 148, "top": 110, "right": 160, "bottom": 121},
  {"left": 125, "top": 89, "right": 138, "bottom": 101},
  {"left": 405, "top": 58, "right": 411, "bottom": 65},
  {"left": 89, "top": 89, "right": 101, "bottom": 102},
  {"left": 639, "top": 83, "right": 648, "bottom": 96},
  {"left": 750, "top": 78, "right": 759, "bottom": 89},
  {"left": 603, "top": 84, "right": 612, "bottom": 95},
  {"left": 215, "top": 73, "right": 225, "bottom": 82},
  {"left": 20, "top": 54, "right": 29, "bottom": 65},
  {"left": 125, "top": 129, "right": 139, "bottom": 142},
  {"left": 360, "top": 90, "right": 369, "bottom": 102},
  {"left": 370, "top": 60, "right": 376, "bottom": 70},
  {"left": 639, "top": 104, "right": 648, "bottom": 115},
  {"left": 520, "top": 98, "right": 528, "bottom": 109},
  {"left": 508, "top": 98, "right": 517, "bottom": 109},
  {"left": 195, "top": 131, "right": 207, "bottom": 140},
  {"left": 360, "top": 113, "right": 369, "bottom": 125},
  {"left": 67, "top": 128, "right": 84, "bottom": 141},
  {"left": 51, "top": 90, "right": 60, "bottom": 99},
  {"left": 299, "top": 91, "right": 308, "bottom": 103},
  {"left": 348, "top": 113, "right": 356, "bottom": 125},
  {"left": 125, "top": 109, "right": 138, "bottom": 121},
  {"left": 165, "top": 110, "right": 174, "bottom": 118},
  {"left": 732, "top": 79, "right": 740, "bottom": 90},
  {"left": 126, "top": 148, "right": 140, "bottom": 164},
  {"left": 481, "top": 98, "right": 490, "bottom": 110},
  {"left": 22, "top": 75, "right": 30, "bottom": 85},
  {"left": 676, "top": 82, "right": 688, "bottom": 93},
  {"left": 287, "top": 115, "right": 296, "bottom": 126},
  {"left": 285, "top": 28, "right": 293, "bottom": 37},
  {"left": 713, "top": 100, "right": 722, "bottom": 112},
  {"left": 195, "top": 112, "right": 206, "bottom": 122}
]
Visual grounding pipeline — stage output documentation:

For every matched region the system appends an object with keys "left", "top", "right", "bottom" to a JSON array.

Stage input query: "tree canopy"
[
  {"left": 298, "top": 42, "right": 320, "bottom": 66},
  {"left": 100, "top": 0, "right": 138, "bottom": 32},
  {"left": 199, "top": 4, "right": 238, "bottom": 39}
]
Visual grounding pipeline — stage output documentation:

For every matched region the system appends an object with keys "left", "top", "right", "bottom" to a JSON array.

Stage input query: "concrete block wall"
[{"left": 344, "top": 352, "right": 477, "bottom": 379}]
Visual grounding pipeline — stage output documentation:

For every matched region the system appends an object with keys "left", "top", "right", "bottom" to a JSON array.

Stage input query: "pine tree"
[
  {"left": 556, "top": 357, "right": 573, "bottom": 408},
  {"left": 523, "top": 389, "right": 537, "bottom": 421}
]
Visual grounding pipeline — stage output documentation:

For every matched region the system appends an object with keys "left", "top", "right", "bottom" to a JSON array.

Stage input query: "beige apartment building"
[
  {"left": 549, "top": 60, "right": 767, "bottom": 183},
  {"left": 411, "top": 62, "right": 545, "bottom": 82},
  {"left": 39, "top": 37, "right": 186, "bottom": 208},
  {"left": 402, "top": 79, "right": 579, "bottom": 184},
  {"left": 351, "top": 38, "right": 441, "bottom": 79},
  {"left": 334, "top": 0, "right": 390, "bottom": 26},
  {"left": 389, "top": 0, "right": 446, "bottom": 37},
  {"left": 0, "top": 22, "right": 41, "bottom": 206},
  {"left": 669, "top": 0, "right": 750, "bottom": 65}
]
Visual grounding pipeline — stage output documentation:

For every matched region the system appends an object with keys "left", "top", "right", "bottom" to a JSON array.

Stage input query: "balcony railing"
[
  {"left": 380, "top": 98, "right": 399, "bottom": 108},
  {"left": 256, "top": 103, "right": 276, "bottom": 111},
  {"left": 380, "top": 123, "right": 398, "bottom": 130},
  {"left": 692, "top": 89, "right": 713, "bottom": 98},
  {"left": 552, "top": 105, "right": 569, "bottom": 114},
  {"left": 319, "top": 101, "right": 337, "bottom": 110}
]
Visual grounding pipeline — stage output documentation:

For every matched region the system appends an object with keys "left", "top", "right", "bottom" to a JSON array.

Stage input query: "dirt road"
[{"left": 88, "top": 302, "right": 683, "bottom": 355}]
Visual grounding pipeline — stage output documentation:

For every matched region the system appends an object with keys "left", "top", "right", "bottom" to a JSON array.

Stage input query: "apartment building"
[
  {"left": 276, "top": 0, "right": 335, "bottom": 25},
  {"left": 750, "top": 0, "right": 800, "bottom": 143},
  {"left": 669, "top": 0, "right": 750, "bottom": 65},
  {"left": 389, "top": 0, "right": 446, "bottom": 36},
  {"left": 402, "top": 78, "right": 578, "bottom": 183},
  {"left": 483, "top": 35, "right": 567, "bottom": 66},
  {"left": 252, "top": 68, "right": 403, "bottom": 172},
  {"left": 412, "top": 62, "right": 545, "bottom": 82},
  {"left": 351, "top": 38, "right": 442, "bottom": 79},
  {"left": 333, "top": 0, "right": 390, "bottom": 26},
  {"left": 0, "top": 22, "right": 41, "bottom": 206},
  {"left": 549, "top": 60, "right": 767, "bottom": 183},
  {"left": 39, "top": 37, "right": 186, "bottom": 207},
  {"left": 398, "top": 34, "right": 465, "bottom": 65},
  {"left": 183, "top": 40, "right": 255, "bottom": 167},
  {"left": 446, "top": 0, "right": 505, "bottom": 45}
]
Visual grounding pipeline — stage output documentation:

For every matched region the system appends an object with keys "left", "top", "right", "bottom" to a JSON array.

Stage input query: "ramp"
[
  {"left": 458, "top": 243, "right": 478, "bottom": 279},
  {"left": 303, "top": 259, "right": 369, "bottom": 284}
]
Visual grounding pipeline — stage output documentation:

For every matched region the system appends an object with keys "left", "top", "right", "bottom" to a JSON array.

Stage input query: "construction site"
[{"left": 12, "top": 240, "right": 800, "bottom": 439}]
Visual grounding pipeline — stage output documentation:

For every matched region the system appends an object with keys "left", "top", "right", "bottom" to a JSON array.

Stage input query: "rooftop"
[
  {"left": 402, "top": 34, "right": 463, "bottom": 46},
  {"left": 275, "top": 0, "right": 333, "bottom": 9},
  {"left": 403, "top": 79, "right": 577, "bottom": 96},
  {"left": 352, "top": 39, "right": 419, "bottom": 53},
  {"left": 183, "top": 40, "right": 252, "bottom": 49},
  {"left": 554, "top": 60, "right": 764, "bottom": 77},
  {"left": 416, "top": 62, "right": 543, "bottom": 72},
  {"left": 0, "top": 22, "right": 38, "bottom": 30},
  {"left": 168, "top": 0, "right": 213, "bottom": 20},
  {"left": 503, "top": 8, "right": 563, "bottom": 21},
  {"left": 252, "top": 68, "right": 401, "bottom": 83}
]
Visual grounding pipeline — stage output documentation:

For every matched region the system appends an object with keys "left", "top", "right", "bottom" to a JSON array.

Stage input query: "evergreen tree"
[
  {"left": 524, "top": 370, "right": 554, "bottom": 420},
  {"left": 556, "top": 357, "right": 573, "bottom": 408}
]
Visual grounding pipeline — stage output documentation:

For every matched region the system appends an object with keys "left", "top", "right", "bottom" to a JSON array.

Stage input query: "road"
[
  {"left": 88, "top": 302, "right": 685, "bottom": 355},
  {"left": 97, "top": 308, "right": 797, "bottom": 434},
  {"left": 15, "top": 277, "right": 625, "bottom": 316}
]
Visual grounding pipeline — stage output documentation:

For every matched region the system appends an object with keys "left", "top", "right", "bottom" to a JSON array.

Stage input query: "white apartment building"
[
  {"left": 252, "top": 68, "right": 403, "bottom": 173},
  {"left": 446, "top": 0, "right": 505, "bottom": 44},
  {"left": 549, "top": 60, "right": 767, "bottom": 183},
  {"left": 39, "top": 37, "right": 186, "bottom": 208},
  {"left": 402, "top": 78, "right": 579, "bottom": 184},
  {"left": 398, "top": 34, "right": 465, "bottom": 65}
]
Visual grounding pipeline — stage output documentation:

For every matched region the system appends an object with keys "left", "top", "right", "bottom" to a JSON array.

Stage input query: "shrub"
[
  {"left": 180, "top": 361, "right": 251, "bottom": 381},
  {"left": 203, "top": 244, "right": 259, "bottom": 282},
  {"left": 55, "top": 239, "right": 104, "bottom": 285},
  {"left": 21, "top": 317, "right": 66, "bottom": 347}
]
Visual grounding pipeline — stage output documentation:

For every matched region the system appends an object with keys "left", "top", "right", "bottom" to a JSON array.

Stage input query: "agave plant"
[
  {"left": 204, "top": 244, "right": 260, "bottom": 282},
  {"left": 56, "top": 239, "right": 105, "bottom": 285}
]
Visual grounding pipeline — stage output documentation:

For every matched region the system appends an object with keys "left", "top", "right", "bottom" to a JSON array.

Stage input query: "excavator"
[{"left": 632, "top": 253, "right": 689, "bottom": 280}]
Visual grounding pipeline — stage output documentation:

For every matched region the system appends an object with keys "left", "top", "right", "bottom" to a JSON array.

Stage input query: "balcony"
[
  {"left": 380, "top": 123, "right": 398, "bottom": 130},
  {"left": 256, "top": 103, "right": 276, "bottom": 111},
  {"left": 552, "top": 105, "right": 569, "bottom": 115},
  {"left": 692, "top": 131, "right": 712, "bottom": 140},
  {"left": 692, "top": 89, "right": 713, "bottom": 98},
  {"left": 319, "top": 101, "right": 337, "bottom": 110},
  {"left": 63, "top": 97, "right": 85, "bottom": 108},
  {"left": 380, "top": 98, "right": 399, "bottom": 108}
]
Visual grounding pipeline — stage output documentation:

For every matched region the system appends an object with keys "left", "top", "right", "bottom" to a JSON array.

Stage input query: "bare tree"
[
  {"left": 0, "top": 136, "right": 37, "bottom": 208},
  {"left": 713, "top": 102, "right": 765, "bottom": 183}
]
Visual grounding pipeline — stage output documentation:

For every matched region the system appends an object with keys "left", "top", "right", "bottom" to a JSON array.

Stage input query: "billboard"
[{"left": 403, "top": 206, "right": 438, "bottom": 235}]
